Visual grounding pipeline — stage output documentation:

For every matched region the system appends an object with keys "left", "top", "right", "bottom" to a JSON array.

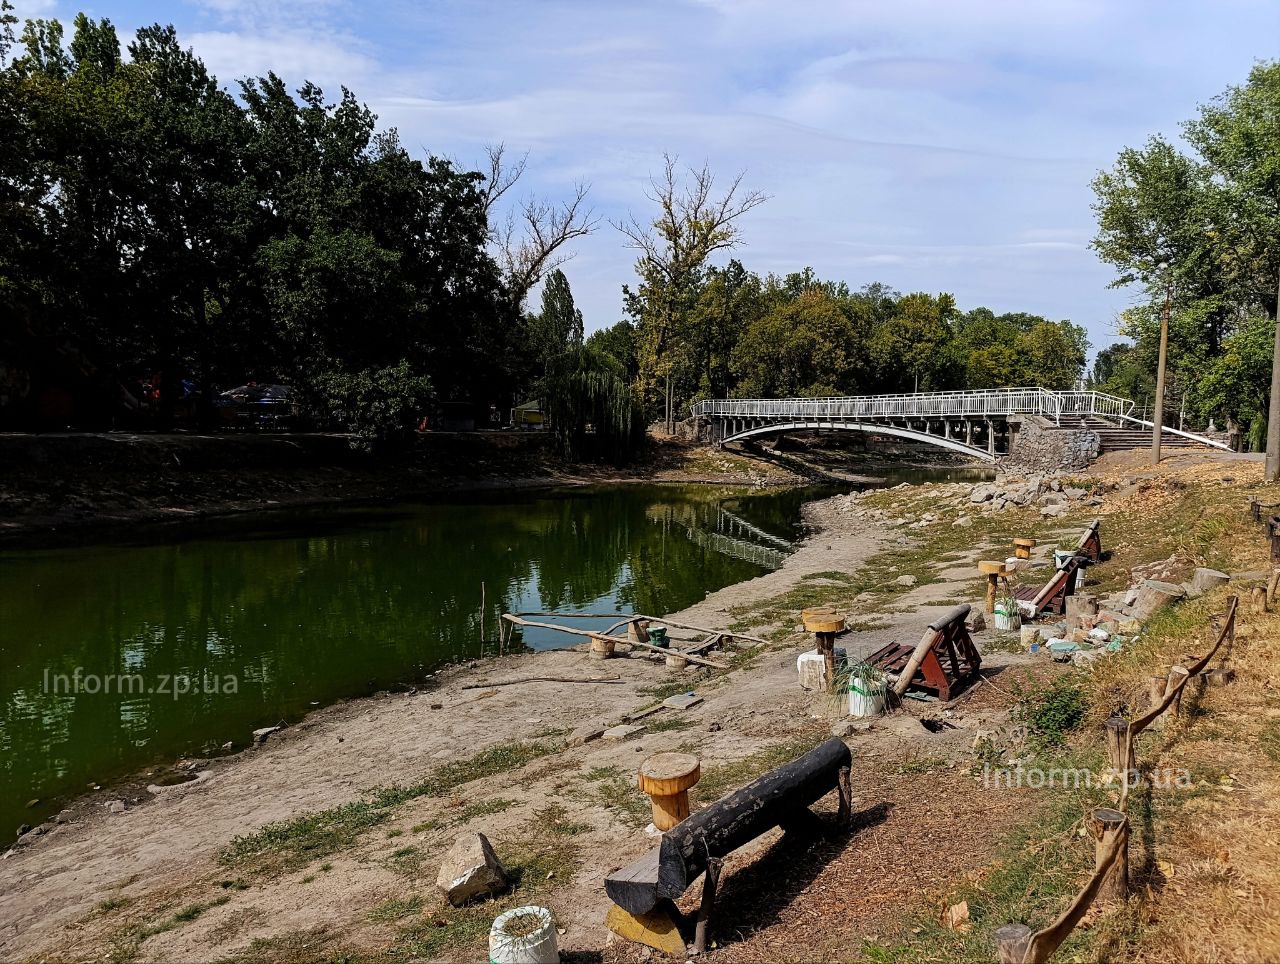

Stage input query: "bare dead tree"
[
  {"left": 613, "top": 154, "right": 768, "bottom": 433},
  {"left": 481, "top": 143, "right": 599, "bottom": 306}
]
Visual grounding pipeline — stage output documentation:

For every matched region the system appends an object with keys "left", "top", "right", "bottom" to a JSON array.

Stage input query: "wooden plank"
[{"left": 604, "top": 847, "right": 663, "bottom": 914}]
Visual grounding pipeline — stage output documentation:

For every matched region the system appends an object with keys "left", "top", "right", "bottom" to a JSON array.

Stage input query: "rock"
[
  {"left": 1040, "top": 504, "right": 1068, "bottom": 518},
  {"left": 568, "top": 724, "right": 605, "bottom": 746},
  {"left": 1230, "top": 569, "right": 1268, "bottom": 584},
  {"left": 965, "top": 611, "right": 986, "bottom": 633},
  {"left": 894, "top": 574, "right": 917, "bottom": 587},
  {"left": 831, "top": 720, "right": 859, "bottom": 738},
  {"left": 1064, "top": 487, "right": 1087, "bottom": 500},
  {"left": 1131, "top": 580, "right": 1186, "bottom": 621},
  {"left": 952, "top": 515, "right": 974, "bottom": 528},
  {"left": 252, "top": 725, "right": 283, "bottom": 745},
  {"left": 1191, "top": 568, "right": 1230, "bottom": 595},
  {"left": 16, "top": 824, "right": 30, "bottom": 837},
  {"left": 1117, "top": 618, "right": 1142, "bottom": 635},
  {"left": 106, "top": 800, "right": 126, "bottom": 814},
  {"left": 436, "top": 832, "right": 508, "bottom": 906},
  {"left": 603, "top": 724, "right": 644, "bottom": 741},
  {"left": 662, "top": 693, "right": 704, "bottom": 711},
  {"left": 969, "top": 485, "right": 994, "bottom": 504}
]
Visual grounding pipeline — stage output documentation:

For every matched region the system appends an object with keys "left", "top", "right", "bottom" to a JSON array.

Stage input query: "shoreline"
[{"left": 0, "top": 474, "right": 1036, "bottom": 962}]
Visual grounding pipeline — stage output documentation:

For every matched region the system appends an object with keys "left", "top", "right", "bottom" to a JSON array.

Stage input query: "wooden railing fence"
[{"left": 995, "top": 594, "right": 1239, "bottom": 963}]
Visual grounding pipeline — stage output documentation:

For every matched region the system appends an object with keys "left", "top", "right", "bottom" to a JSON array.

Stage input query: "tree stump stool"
[
  {"left": 802, "top": 606, "right": 846, "bottom": 692},
  {"left": 978, "top": 561, "right": 1011, "bottom": 615},
  {"left": 589, "top": 634, "right": 617, "bottom": 660},
  {"left": 1012, "top": 537, "right": 1036, "bottom": 560},
  {"left": 638, "top": 752, "right": 701, "bottom": 831}
]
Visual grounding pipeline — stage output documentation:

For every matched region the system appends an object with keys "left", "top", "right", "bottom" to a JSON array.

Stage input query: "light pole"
[{"left": 1151, "top": 284, "right": 1171, "bottom": 465}]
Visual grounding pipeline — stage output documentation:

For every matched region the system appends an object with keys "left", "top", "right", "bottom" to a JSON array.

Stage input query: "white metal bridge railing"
[{"left": 689, "top": 388, "right": 1135, "bottom": 423}]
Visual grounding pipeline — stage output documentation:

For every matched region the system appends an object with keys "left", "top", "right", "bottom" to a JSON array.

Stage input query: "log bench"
[
  {"left": 865, "top": 604, "right": 981, "bottom": 702},
  {"left": 604, "top": 738, "right": 853, "bottom": 953},
  {"left": 1014, "top": 553, "right": 1084, "bottom": 618}
]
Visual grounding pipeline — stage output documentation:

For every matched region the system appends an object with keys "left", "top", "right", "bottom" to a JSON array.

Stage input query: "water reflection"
[{"left": 0, "top": 484, "right": 804, "bottom": 835}]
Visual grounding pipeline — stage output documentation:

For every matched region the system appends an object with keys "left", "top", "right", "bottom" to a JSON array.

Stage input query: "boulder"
[
  {"left": 1040, "top": 504, "right": 1068, "bottom": 518},
  {"left": 952, "top": 515, "right": 974, "bottom": 528},
  {"left": 965, "top": 611, "right": 986, "bottom": 633},
  {"left": 894, "top": 574, "right": 918, "bottom": 587},
  {"left": 436, "top": 832, "right": 508, "bottom": 906},
  {"left": 969, "top": 485, "right": 995, "bottom": 504},
  {"left": 1131, "top": 580, "right": 1186, "bottom": 621}
]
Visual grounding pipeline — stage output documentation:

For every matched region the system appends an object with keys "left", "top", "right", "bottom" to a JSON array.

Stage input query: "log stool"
[
  {"left": 638, "top": 752, "right": 701, "bottom": 831},
  {"left": 802, "top": 606, "right": 846, "bottom": 692},
  {"left": 589, "top": 633, "right": 617, "bottom": 660},
  {"left": 978, "top": 561, "right": 1011, "bottom": 615},
  {"left": 1012, "top": 537, "right": 1036, "bottom": 560}
]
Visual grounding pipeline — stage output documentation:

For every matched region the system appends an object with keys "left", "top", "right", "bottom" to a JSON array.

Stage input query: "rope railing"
[{"left": 997, "top": 593, "right": 1239, "bottom": 963}]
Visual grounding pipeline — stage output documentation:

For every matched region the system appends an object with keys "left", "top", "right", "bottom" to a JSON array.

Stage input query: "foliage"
[
  {"left": 731, "top": 289, "right": 860, "bottom": 397},
  {"left": 0, "top": 12, "right": 539, "bottom": 442},
  {"left": 542, "top": 346, "right": 645, "bottom": 464},
  {"left": 1013, "top": 675, "right": 1087, "bottom": 750},
  {"left": 1091, "top": 60, "right": 1280, "bottom": 441},
  {"left": 528, "top": 268, "right": 584, "bottom": 377},
  {"left": 312, "top": 361, "right": 433, "bottom": 453}
]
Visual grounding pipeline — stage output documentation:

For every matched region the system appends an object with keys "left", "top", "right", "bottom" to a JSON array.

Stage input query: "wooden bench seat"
[{"left": 866, "top": 604, "right": 981, "bottom": 701}]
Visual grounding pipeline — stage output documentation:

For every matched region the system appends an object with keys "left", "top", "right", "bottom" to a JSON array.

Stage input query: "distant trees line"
[{"left": 0, "top": 7, "right": 1089, "bottom": 461}]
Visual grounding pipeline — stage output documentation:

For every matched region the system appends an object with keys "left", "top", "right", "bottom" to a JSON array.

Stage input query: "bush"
[
  {"left": 313, "top": 360, "right": 433, "bottom": 453},
  {"left": 1014, "top": 675, "right": 1087, "bottom": 750}
]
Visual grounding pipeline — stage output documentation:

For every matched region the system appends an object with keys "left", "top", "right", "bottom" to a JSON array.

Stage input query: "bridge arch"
[{"left": 721, "top": 420, "right": 996, "bottom": 462}]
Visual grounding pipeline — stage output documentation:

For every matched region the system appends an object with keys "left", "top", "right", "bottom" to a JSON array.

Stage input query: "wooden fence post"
[
  {"left": 1167, "top": 666, "right": 1190, "bottom": 717},
  {"left": 995, "top": 923, "right": 1032, "bottom": 964},
  {"left": 1104, "top": 715, "right": 1135, "bottom": 782},
  {"left": 1149, "top": 673, "right": 1168, "bottom": 711},
  {"left": 1089, "top": 807, "right": 1129, "bottom": 902}
]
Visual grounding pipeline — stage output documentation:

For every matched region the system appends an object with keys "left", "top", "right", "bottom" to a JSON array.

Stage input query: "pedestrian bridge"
[{"left": 689, "top": 388, "right": 1227, "bottom": 461}]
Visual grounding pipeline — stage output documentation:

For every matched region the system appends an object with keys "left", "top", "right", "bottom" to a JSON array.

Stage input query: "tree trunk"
[{"left": 1266, "top": 270, "right": 1280, "bottom": 480}]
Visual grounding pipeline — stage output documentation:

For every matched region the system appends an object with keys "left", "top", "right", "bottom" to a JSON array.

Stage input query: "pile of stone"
[
  {"left": 1025, "top": 565, "right": 1232, "bottom": 668},
  {"left": 967, "top": 475, "right": 1104, "bottom": 518}
]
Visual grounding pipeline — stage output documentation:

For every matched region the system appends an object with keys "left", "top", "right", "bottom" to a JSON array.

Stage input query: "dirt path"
[{"left": 0, "top": 479, "right": 1079, "bottom": 962}]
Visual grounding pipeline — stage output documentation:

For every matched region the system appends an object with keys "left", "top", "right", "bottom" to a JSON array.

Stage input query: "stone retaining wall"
[{"left": 1002, "top": 418, "right": 1100, "bottom": 474}]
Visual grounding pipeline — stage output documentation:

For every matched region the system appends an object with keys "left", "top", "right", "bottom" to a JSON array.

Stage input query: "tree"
[
  {"left": 615, "top": 155, "right": 767, "bottom": 433},
  {"left": 1193, "top": 314, "right": 1273, "bottom": 450},
  {"left": 731, "top": 290, "right": 860, "bottom": 398},
  {"left": 529, "top": 269, "right": 584, "bottom": 378},
  {"left": 585, "top": 320, "right": 638, "bottom": 382},
  {"left": 869, "top": 292, "right": 957, "bottom": 392},
  {"left": 542, "top": 346, "right": 644, "bottom": 465},
  {"left": 480, "top": 143, "right": 598, "bottom": 306}
]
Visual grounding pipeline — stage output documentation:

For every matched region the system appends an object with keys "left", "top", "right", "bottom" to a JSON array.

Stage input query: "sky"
[{"left": 12, "top": 0, "right": 1280, "bottom": 360}]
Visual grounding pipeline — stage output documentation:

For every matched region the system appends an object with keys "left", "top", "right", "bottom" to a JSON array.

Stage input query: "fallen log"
[
  {"left": 605, "top": 738, "right": 851, "bottom": 915},
  {"left": 460, "top": 676, "right": 623, "bottom": 689},
  {"left": 500, "top": 615, "right": 730, "bottom": 670}
]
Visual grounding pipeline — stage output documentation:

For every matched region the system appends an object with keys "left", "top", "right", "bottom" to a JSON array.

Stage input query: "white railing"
[
  {"left": 689, "top": 388, "right": 1238, "bottom": 450},
  {"left": 691, "top": 387, "right": 1078, "bottom": 421}
]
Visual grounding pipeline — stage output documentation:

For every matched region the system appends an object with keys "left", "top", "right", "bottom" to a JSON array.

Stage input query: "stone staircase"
[{"left": 1063, "top": 416, "right": 1211, "bottom": 452}]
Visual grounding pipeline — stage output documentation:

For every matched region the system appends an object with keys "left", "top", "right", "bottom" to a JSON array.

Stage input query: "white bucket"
[
  {"left": 847, "top": 676, "right": 886, "bottom": 717},
  {"left": 489, "top": 905, "right": 559, "bottom": 964},
  {"left": 994, "top": 610, "right": 1021, "bottom": 631}
]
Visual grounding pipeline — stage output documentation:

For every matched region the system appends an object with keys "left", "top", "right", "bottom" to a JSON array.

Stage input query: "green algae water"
[
  {"left": 0, "top": 484, "right": 830, "bottom": 836},
  {"left": 0, "top": 472, "right": 985, "bottom": 837}
]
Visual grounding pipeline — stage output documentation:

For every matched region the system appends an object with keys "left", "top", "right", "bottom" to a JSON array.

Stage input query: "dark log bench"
[
  {"left": 865, "top": 604, "right": 981, "bottom": 702},
  {"left": 1014, "top": 553, "right": 1082, "bottom": 618},
  {"left": 605, "top": 737, "right": 853, "bottom": 943},
  {"left": 1076, "top": 518, "right": 1102, "bottom": 563}
]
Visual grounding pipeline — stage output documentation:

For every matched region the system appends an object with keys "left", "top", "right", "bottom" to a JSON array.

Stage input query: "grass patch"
[
  {"left": 220, "top": 741, "right": 558, "bottom": 877},
  {"left": 369, "top": 894, "right": 424, "bottom": 923},
  {"left": 391, "top": 824, "right": 580, "bottom": 959},
  {"left": 535, "top": 802, "right": 592, "bottom": 836},
  {"left": 646, "top": 716, "right": 695, "bottom": 733},
  {"left": 1259, "top": 718, "right": 1280, "bottom": 763}
]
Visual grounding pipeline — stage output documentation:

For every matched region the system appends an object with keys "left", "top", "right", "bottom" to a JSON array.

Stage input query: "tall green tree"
[{"left": 529, "top": 269, "right": 584, "bottom": 377}]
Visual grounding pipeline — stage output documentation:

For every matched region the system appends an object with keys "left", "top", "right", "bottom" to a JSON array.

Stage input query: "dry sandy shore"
[{"left": 0, "top": 487, "right": 1050, "bottom": 962}]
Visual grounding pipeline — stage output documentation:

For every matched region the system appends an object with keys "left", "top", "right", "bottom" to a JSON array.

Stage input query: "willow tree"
[{"left": 543, "top": 346, "right": 644, "bottom": 465}]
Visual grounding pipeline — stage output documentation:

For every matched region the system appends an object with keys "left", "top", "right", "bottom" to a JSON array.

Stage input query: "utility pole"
[
  {"left": 1150, "top": 284, "right": 1171, "bottom": 465},
  {"left": 1267, "top": 272, "right": 1280, "bottom": 480}
]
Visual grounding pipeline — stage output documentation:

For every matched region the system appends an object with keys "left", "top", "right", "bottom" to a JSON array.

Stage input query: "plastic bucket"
[
  {"left": 490, "top": 905, "right": 559, "bottom": 964},
  {"left": 647, "top": 627, "right": 669, "bottom": 649},
  {"left": 847, "top": 677, "right": 886, "bottom": 717}
]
